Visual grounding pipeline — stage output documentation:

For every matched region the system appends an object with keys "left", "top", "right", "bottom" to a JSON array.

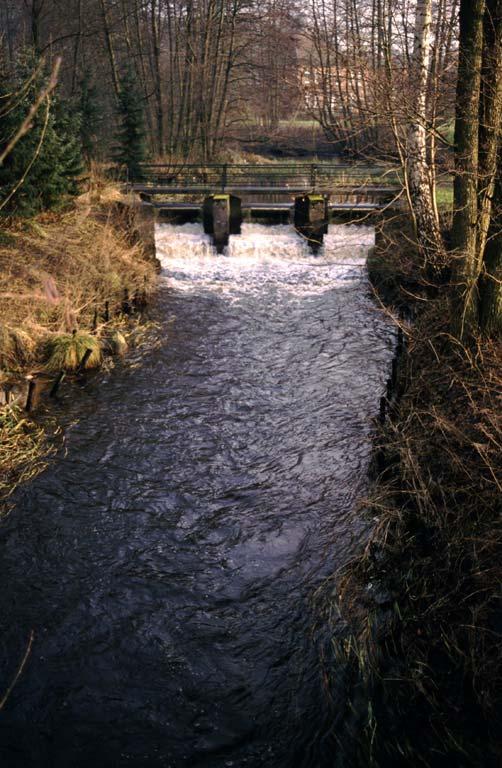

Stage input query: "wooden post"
[
  {"left": 25, "top": 378, "right": 36, "bottom": 412},
  {"left": 25, "top": 374, "right": 53, "bottom": 412},
  {"left": 122, "top": 288, "right": 131, "bottom": 315},
  {"left": 49, "top": 371, "right": 65, "bottom": 398},
  {"left": 77, "top": 348, "right": 93, "bottom": 374}
]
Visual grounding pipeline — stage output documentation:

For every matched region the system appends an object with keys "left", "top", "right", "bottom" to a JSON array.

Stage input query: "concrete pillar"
[
  {"left": 294, "top": 194, "right": 329, "bottom": 253},
  {"left": 229, "top": 195, "right": 242, "bottom": 235},
  {"left": 203, "top": 194, "right": 242, "bottom": 253}
]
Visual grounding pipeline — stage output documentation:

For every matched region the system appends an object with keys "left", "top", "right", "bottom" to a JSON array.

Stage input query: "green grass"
[
  {"left": 240, "top": 117, "right": 320, "bottom": 129},
  {"left": 438, "top": 118, "right": 455, "bottom": 145},
  {"left": 436, "top": 184, "right": 454, "bottom": 210}
]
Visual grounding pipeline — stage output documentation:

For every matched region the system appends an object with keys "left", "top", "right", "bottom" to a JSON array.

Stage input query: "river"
[{"left": 0, "top": 222, "right": 394, "bottom": 767}]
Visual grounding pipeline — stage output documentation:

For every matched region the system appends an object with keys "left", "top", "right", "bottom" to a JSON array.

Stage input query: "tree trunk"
[
  {"left": 150, "top": 0, "right": 165, "bottom": 156},
  {"left": 99, "top": 0, "right": 121, "bottom": 98},
  {"left": 30, "top": 0, "right": 45, "bottom": 51},
  {"left": 406, "top": 0, "right": 444, "bottom": 269},
  {"left": 452, "top": 0, "right": 486, "bottom": 334},
  {"left": 477, "top": 0, "right": 502, "bottom": 259},
  {"left": 479, "top": 157, "right": 502, "bottom": 334}
]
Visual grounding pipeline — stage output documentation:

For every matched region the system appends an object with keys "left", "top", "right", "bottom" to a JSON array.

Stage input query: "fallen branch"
[{"left": 0, "top": 630, "right": 35, "bottom": 711}]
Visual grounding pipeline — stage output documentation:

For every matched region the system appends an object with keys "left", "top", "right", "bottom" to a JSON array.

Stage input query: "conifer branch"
[{"left": 0, "top": 57, "right": 61, "bottom": 168}]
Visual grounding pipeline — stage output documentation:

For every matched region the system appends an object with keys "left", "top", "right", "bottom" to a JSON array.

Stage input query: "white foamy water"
[{"left": 155, "top": 222, "right": 375, "bottom": 298}]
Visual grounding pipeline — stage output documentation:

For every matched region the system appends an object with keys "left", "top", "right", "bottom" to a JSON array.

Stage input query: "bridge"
[
  {"left": 132, "top": 162, "right": 400, "bottom": 197},
  {"left": 130, "top": 162, "right": 402, "bottom": 252}
]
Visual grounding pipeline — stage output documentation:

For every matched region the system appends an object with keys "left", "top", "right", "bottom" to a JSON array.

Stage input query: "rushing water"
[{"left": 0, "top": 223, "right": 394, "bottom": 767}]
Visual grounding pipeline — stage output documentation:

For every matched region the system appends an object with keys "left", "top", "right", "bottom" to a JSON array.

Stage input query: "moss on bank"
[
  {"left": 0, "top": 179, "right": 158, "bottom": 507},
  {"left": 329, "top": 214, "right": 501, "bottom": 767}
]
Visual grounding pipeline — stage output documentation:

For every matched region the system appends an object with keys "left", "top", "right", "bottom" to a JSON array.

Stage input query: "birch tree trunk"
[
  {"left": 479, "top": 155, "right": 502, "bottom": 334},
  {"left": 478, "top": 0, "right": 502, "bottom": 334},
  {"left": 406, "top": 0, "right": 444, "bottom": 268}
]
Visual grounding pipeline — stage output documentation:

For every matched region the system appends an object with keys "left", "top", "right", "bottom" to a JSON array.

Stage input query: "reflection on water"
[{"left": 0, "top": 223, "right": 394, "bottom": 768}]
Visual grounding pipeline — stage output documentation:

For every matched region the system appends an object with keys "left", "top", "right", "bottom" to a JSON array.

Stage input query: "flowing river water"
[{"left": 0, "top": 222, "right": 394, "bottom": 767}]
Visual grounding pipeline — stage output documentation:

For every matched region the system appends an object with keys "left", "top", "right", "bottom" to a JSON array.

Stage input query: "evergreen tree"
[
  {"left": 113, "top": 68, "right": 147, "bottom": 181},
  {"left": 53, "top": 101, "right": 84, "bottom": 198},
  {"left": 79, "top": 70, "right": 100, "bottom": 161},
  {"left": 0, "top": 51, "right": 83, "bottom": 216}
]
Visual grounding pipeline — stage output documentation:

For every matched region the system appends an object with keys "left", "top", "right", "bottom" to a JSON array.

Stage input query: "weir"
[
  {"left": 127, "top": 171, "right": 394, "bottom": 286},
  {"left": 201, "top": 193, "right": 330, "bottom": 252},
  {"left": 131, "top": 162, "right": 401, "bottom": 252}
]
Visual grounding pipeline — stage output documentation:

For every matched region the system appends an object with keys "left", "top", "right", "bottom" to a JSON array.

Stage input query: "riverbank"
[
  {"left": 331, "top": 215, "right": 501, "bottom": 766},
  {"left": 0, "top": 178, "right": 158, "bottom": 509}
]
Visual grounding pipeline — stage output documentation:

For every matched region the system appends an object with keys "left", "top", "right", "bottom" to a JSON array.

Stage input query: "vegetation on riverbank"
[
  {"left": 329, "top": 216, "right": 501, "bottom": 767},
  {"left": 0, "top": 406, "right": 53, "bottom": 512},
  {"left": 0, "top": 173, "right": 158, "bottom": 508}
]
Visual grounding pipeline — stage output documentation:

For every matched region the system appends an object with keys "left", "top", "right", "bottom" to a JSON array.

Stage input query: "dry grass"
[
  {"left": 0, "top": 197, "right": 154, "bottom": 364},
  {"left": 0, "top": 170, "right": 158, "bottom": 506},
  {"left": 326, "top": 222, "right": 502, "bottom": 767},
  {"left": 0, "top": 406, "right": 55, "bottom": 509},
  {"left": 0, "top": 325, "right": 36, "bottom": 369}
]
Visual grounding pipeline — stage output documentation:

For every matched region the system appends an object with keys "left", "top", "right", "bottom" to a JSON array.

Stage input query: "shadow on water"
[{"left": 0, "top": 224, "right": 394, "bottom": 767}]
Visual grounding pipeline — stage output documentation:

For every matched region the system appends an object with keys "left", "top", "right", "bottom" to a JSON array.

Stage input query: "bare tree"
[
  {"left": 406, "top": 0, "right": 444, "bottom": 267},
  {"left": 453, "top": 0, "right": 502, "bottom": 335}
]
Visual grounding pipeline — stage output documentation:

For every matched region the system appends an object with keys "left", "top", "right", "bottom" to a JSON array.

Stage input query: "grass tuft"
[
  {"left": 0, "top": 325, "right": 36, "bottom": 370},
  {"left": 44, "top": 332, "right": 102, "bottom": 372}
]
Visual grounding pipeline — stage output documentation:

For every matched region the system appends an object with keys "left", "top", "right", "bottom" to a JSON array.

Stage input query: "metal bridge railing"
[{"left": 133, "top": 162, "right": 400, "bottom": 191}]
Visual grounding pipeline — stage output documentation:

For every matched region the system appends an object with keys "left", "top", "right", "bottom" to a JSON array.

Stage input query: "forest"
[{"left": 0, "top": 1, "right": 501, "bottom": 767}]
